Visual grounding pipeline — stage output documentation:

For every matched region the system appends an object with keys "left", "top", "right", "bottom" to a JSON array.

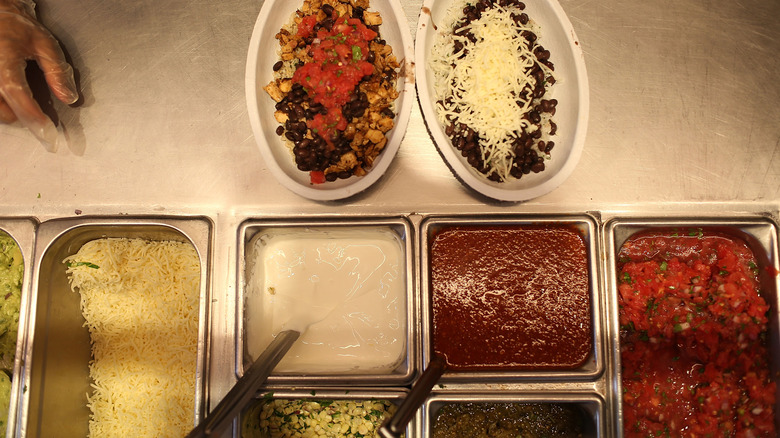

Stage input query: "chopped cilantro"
[
  {"left": 351, "top": 45, "right": 362, "bottom": 61},
  {"left": 67, "top": 261, "right": 100, "bottom": 269}
]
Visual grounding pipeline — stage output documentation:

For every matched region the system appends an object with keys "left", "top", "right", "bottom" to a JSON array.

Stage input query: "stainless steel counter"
[
  {"left": 1, "top": 0, "right": 777, "bottom": 215},
  {"left": 1, "top": 0, "right": 779, "bottom": 436}
]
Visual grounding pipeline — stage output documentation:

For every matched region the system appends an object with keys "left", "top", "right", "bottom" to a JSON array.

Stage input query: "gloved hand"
[{"left": 0, "top": 0, "right": 78, "bottom": 151}]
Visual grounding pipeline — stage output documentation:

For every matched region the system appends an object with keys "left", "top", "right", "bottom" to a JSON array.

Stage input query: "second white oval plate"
[{"left": 415, "top": 0, "right": 589, "bottom": 202}]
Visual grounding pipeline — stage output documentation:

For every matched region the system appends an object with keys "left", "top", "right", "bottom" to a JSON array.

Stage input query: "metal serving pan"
[
  {"left": 419, "top": 214, "right": 605, "bottom": 383},
  {"left": 422, "top": 391, "right": 604, "bottom": 437},
  {"left": 0, "top": 218, "right": 37, "bottom": 438},
  {"left": 604, "top": 215, "right": 780, "bottom": 436},
  {"left": 237, "top": 388, "right": 415, "bottom": 438},
  {"left": 17, "top": 216, "right": 213, "bottom": 438},
  {"left": 236, "top": 217, "right": 417, "bottom": 386}
]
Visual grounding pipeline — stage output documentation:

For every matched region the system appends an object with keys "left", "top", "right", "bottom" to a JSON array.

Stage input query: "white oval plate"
[
  {"left": 246, "top": 0, "right": 415, "bottom": 201},
  {"left": 415, "top": 0, "right": 589, "bottom": 202}
]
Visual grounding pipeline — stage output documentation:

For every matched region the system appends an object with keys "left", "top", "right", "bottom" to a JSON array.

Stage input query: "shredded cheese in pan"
[
  {"left": 64, "top": 238, "right": 201, "bottom": 438},
  {"left": 429, "top": 0, "right": 555, "bottom": 181}
]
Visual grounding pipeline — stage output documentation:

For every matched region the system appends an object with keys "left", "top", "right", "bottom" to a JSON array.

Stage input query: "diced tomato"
[
  {"left": 297, "top": 15, "right": 318, "bottom": 38},
  {"left": 309, "top": 171, "right": 325, "bottom": 184}
]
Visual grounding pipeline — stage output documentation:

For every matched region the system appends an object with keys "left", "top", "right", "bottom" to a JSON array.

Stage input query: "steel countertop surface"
[
  {"left": 0, "top": 0, "right": 777, "bottom": 216},
  {"left": 1, "top": 0, "right": 779, "bottom": 434}
]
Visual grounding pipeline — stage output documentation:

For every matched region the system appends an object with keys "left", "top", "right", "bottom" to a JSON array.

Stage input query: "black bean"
[
  {"left": 273, "top": 61, "right": 283, "bottom": 72},
  {"left": 294, "top": 146, "right": 308, "bottom": 158},
  {"left": 321, "top": 3, "right": 334, "bottom": 16},
  {"left": 535, "top": 48, "right": 550, "bottom": 61},
  {"left": 453, "top": 40, "right": 464, "bottom": 54},
  {"left": 549, "top": 121, "right": 557, "bottom": 136},
  {"left": 275, "top": 126, "right": 284, "bottom": 136},
  {"left": 285, "top": 130, "right": 302, "bottom": 142},
  {"left": 293, "top": 105, "right": 305, "bottom": 120}
]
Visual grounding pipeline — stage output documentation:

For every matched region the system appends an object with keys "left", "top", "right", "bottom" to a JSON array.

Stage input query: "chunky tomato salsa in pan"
[{"left": 618, "top": 230, "right": 776, "bottom": 437}]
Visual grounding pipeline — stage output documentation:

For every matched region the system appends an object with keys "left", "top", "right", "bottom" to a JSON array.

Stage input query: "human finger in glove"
[{"left": 0, "top": 0, "right": 79, "bottom": 150}]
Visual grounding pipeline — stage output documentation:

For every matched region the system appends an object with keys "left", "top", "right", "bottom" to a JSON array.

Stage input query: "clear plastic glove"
[{"left": 0, "top": 0, "right": 78, "bottom": 151}]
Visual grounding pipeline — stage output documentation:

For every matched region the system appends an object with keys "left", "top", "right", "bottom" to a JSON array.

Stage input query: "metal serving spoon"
[
  {"left": 185, "top": 329, "right": 300, "bottom": 438},
  {"left": 377, "top": 356, "right": 448, "bottom": 438}
]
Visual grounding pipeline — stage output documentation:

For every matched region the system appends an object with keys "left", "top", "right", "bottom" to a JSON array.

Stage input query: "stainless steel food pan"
[
  {"left": 238, "top": 388, "right": 415, "bottom": 438},
  {"left": 604, "top": 216, "right": 780, "bottom": 435},
  {"left": 236, "top": 217, "right": 417, "bottom": 386},
  {"left": 0, "top": 218, "right": 37, "bottom": 438},
  {"left": 419, "top": 214, "right": 605, "bottom": 383},
  {"left": 422, "top": 391, "right": 604, "bottom": 437},
  {"left": 18, "top": 216, "right": 213, "bottom": 438}
]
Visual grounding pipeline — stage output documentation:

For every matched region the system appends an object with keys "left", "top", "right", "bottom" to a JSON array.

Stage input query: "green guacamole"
[
  {"left": 0, "top": 234, "right": 22, "bottom": 438},
  {"left": 0, "top": 235, "right": 22, "bottom": 369},
  {"left": 0, "top": 372, "right": 9, "bottom": 435}
]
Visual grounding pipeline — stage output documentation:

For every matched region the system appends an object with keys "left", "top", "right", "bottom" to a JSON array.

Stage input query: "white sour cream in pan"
[{"left": 245, "top": 227, "right": 406, "bottom": 374}]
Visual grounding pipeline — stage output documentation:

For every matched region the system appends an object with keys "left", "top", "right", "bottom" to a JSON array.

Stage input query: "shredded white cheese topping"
[
  {"left": 64, "top": 238, "right": 201, "bottom": 438},
  {"left": 429, "top": 0, "right": 555, "bottom": 181}
]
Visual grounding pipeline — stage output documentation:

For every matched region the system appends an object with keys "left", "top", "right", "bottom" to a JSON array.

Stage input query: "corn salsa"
[
  {"left": 618, "top": 230, "right": 776, "bottom": 437},
  {"left": 242, "top": 398, "right": 398, "bottom": 438}
]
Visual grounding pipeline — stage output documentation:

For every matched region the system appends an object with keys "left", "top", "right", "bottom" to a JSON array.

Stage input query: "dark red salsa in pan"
[{"left": 429, "top": 225, "right": 592, "bottom": 370}]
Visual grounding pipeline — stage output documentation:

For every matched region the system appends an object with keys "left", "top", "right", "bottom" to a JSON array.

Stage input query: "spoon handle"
[
  {"left": 186, "top": 330, "right": 300, "bottom": 438},
  {"left": 378, "top": 356, "right": 447, "bottom": 438}
]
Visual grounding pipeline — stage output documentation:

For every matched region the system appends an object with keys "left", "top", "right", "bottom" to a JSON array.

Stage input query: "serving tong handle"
[
  {"left": 185, "top": 330, "right": 300, "bottom": 438},
  {"left": 378, "top": 356, "right": 447, "bottom": 438}
]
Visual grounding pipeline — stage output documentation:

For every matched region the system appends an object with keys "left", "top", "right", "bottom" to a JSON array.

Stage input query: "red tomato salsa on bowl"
[
  {"left": 618, "top": 230, "right": 776, "bottom": 437},
  {"left": 293, "top": 13, "right": 376, "bottom": 142}
]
